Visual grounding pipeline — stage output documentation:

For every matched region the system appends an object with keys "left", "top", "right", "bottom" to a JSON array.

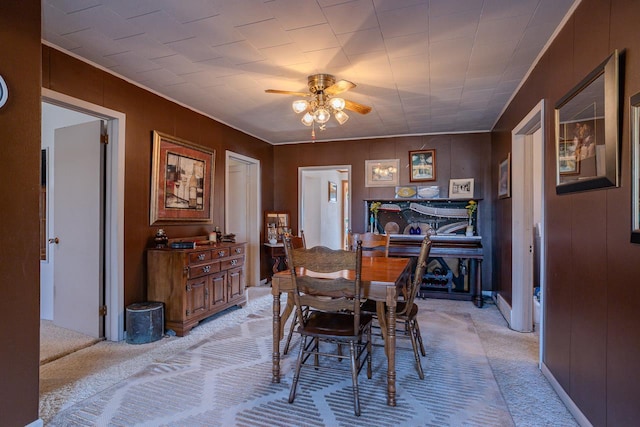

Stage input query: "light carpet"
[
  {"left": 40, "top": 320, "right": 102, "bottom": 365},
  {"left": 47, "top": 299, "right": 514, "bottom": 426}
]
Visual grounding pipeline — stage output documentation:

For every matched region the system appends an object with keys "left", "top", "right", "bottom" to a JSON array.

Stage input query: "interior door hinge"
[
  {"left": 99, "top": 305, "right": 107, "bottom": 316},
  {"left": 100, "top": 133, "right": 109, "bottom": 145}
]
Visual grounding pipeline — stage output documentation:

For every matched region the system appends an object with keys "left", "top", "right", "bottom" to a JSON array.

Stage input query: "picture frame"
[
  {"left": 498, "top": 154, "right": 511, "bottom": 199},
  {"left": 365, "top": 159, "right": 400, "bottom": 187},
  {"left": 555, "top": 50, "right": 620, "bottom": 194},
  {"left": 449, "top": 178, "right": 474, "bottom": 199},
  {"left": 631, "top": 92, "right": 640, "bottom": 244},
  {"left": 409, "top": 149, "right": 436, "bottom": 182},
  {"left": 150, "top": 130, "right": 215, "bottom": 225},
  {"left": 417, "top": 185, "right": 440, "bottom": 199},
  {"left": 395, "top": 185, "right": 417, "bottom": 199},
  {"left": 328, "top": 181, "right": 337, "bottom": 203}
]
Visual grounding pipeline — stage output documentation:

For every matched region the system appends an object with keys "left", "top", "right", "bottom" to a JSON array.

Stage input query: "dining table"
[{"left": 270, "top": 255, "right": 412, "bottom": 407}]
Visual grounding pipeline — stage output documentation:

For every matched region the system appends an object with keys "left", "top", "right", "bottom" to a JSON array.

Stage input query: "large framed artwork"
[
  {"left": 555, "top": 50, "right": 620, "bottom": 194},
  {"left": 365, "top": 159, "right": 399, "bottom": 187},
  {"left": 150, "top": 131, "right": 215, "bottom": 225},
  {"left": 409, "top": 149, "right": 436, "bottom": 182}
]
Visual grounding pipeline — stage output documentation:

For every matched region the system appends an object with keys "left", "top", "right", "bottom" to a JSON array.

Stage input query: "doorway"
[
  {"left": 225, "top": 151, "right": 261, "bottom": 287},
  {"left": 299, "top": 165, "right": 351, "bottom": 249},
  {"left": 500, "top": 100, "right": 545, "bottom": 352},
  {"left": 41, "top": 89, "right": 126, "bottom": 342}
]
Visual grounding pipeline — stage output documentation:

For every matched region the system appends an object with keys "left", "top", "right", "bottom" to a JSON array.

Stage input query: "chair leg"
[
  {"left": 414, "top": 317, "right": 426, "bottom": 356},
  {"left": 407, "top": 318, "right": 424, "bottom": 380},
  {"left": 283, "top": 310, "right": 298, "bottom": 355},
  {"left": 349, "top": 341, "right": 361, "bottom": 416},
  {"left": 288, "top": 335, "right": 306, "bottom": 403}
]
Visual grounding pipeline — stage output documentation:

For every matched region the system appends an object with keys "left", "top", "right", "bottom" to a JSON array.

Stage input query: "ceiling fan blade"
[
  {"left": 325, "top": 80, "right": 356, "bottom": 95},
  {"left": 265, "top": 89, "right": 310, "bottom": 96},
  {"left": 344, "top": 99, "right": 372, "bottom": 114}
]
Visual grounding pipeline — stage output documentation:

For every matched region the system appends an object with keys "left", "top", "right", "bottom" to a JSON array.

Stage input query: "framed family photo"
[
  {"left": 448, "top": 178, "right": 474, "bottom": 199},
  {"left": 150, "top": 130, "right": 215, "bottom": 225},
  {"left": 409, "top": 149, "right": 436, "bottom": 182},
  {"left": 365, "top": 159, "right": 400, "bottom": 187}
]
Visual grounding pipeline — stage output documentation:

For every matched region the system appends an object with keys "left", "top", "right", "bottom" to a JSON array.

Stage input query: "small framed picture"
[
  {"left": 365, "top": 159, "right": 400, "bottom": 187},
  {"left": 449, "top": 178, "right": 474, "bottom": 199},
  {"left": 395, "top": 186, "right": 417, "bottom": 199},
  {"left": 498, "top": 154, "right": 511, "bottom": 199},
  {"left": 409, "top": 149, "right": 436, "bottom": 182},
  {"left": 328, "top": 181, "right": 337, "bottom": 202}
]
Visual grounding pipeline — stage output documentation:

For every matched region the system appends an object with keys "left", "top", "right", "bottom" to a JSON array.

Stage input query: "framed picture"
[
  {"left": 150, "top": 130, "right": 215, "bottom": 225},
  {"left": 365, "top": 159, "right": 400, "bottom": 187},
  {"left": 555, "top": 50, "right": 620, "bottom": 194},
  {"left": 395, "top": 186, "right": 417, "bottom": 199},
  {"left": 409, "top": 149, "right": 436, "bottom": 182},
  {"left": 498, "top": 154, "right": 511, "bottom": 199},
  {"left": 449, "top": 178, "right": 474, "bottom": 199},
  {"left": 328, "top": 181, "right": 337, "bottom": 202}
]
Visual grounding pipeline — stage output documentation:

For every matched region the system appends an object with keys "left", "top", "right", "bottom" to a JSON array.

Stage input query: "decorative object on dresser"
[
  {"left": 147, "top": 237, "right": 246, "bottom": 336},
  {"left": 149, "top": 131, "right": 215, "bottom": 225}
]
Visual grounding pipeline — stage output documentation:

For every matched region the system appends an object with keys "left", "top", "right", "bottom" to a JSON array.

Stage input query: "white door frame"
[
  {"left": 504, "top": 100, "right": 545, "bottom": 343},
  {"left": 298, "top": 165, "right": 351, "bottom": 249},
  {"left": 225, "top": 151, "right": 260, "bottom": 286},
  {"left": 42, "top": 88, "right": 126, "bottom": 342}
]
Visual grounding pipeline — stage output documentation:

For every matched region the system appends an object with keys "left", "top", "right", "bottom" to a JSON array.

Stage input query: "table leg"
[
  {"left": 473, "top": 259, "right": 483, "bottom": 308},
  {"left": 280, "top": 295, "right": 294, "bottom": 338},
  {"left": 272, "top": 293, "right": 281, "bottom": 383},
  {"left": 386, "top": 286, "right": 397, "bottom": 406}
]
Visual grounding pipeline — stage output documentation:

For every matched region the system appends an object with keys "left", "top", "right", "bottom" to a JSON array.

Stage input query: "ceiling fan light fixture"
[
  {"left": 314, "top": 107, "right": 331, "bottom": 124},
  {"left": 301, "top": 112, "right": 314, "bottom": 126},
  {"left": 329, "top": 97, "right": 345, "bottom": 111},
  {"left": 334, "top": 110, "right": 349, "bottom": 125},
  {"left": 291, "top": 99, "right": 308, "bottom": 114}
]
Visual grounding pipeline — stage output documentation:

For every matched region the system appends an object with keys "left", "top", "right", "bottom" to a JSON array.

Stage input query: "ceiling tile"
[
  {"left": 377, "top": 3, "right": 428, "bottom": 39},
  {"left": 323, "top": 0, "right": 379, "bottom": 34}
]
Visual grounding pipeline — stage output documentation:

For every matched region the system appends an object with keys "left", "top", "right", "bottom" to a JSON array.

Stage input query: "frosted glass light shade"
[
  {"left": 334, "top": 110, "right": 349, "bottom": 124},
  {"left": 329, "top": 97, "right": 345, "bottom": 111},
  {"left": 314, "top": 107, "right": 330, "bottom": 124},
  {"left": 301, "top": 112, "right": 314, "bottom": 126},
  {"left": 292, "top": 99, "right": 308, "bottom": 114}
]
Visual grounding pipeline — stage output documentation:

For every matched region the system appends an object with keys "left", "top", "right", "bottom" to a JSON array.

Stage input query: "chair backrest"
[
  {"left": 290, "top": 232, "right": 306, "bottom": 249},
  {"left": 283, "top": 238, "right": 364, "bottom": 328},
  {"left": 400, "top": 235, "right": 432, "bottom": 315},
  {"left": 348, "top": 232, "right": 389, "bottom": 257}
]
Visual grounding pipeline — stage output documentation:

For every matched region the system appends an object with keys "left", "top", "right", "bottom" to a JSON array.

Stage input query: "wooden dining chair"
[
  {"left": 283, "top": 230, "right": 307, "bottom": 355},
  {"left": 361, "top": 234, "right": 432, "bottom": 379},
  {"left": 348, "top": 232, "right": 390, "bottom": 257},
  {"left": 283, "top": 238, "right": 372, "bottom": 416}
]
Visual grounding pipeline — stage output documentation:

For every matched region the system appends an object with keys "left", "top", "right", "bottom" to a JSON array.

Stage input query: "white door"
[{"left": 53, "top": 120, "right": 104, "bottom": 338}]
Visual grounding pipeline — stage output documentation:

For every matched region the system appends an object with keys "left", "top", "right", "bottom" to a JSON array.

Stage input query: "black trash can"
[{"left": 126, "top": 302, "right": 164, "bottom": 344}]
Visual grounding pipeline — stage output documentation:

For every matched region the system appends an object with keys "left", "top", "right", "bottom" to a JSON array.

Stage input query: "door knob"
[{"left": 48, "top": 237, "right": 60, "bottom": 244}]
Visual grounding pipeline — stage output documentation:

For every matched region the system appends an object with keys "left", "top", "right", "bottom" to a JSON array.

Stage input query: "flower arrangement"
[
  {"left": 370, "top": 201, "right": 382, "bottom": 215},
  {"left": 465, "top": 200, "right": 477, "bottom": 225}
]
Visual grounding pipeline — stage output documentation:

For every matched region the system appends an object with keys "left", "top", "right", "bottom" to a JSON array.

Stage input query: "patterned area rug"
[{"left": 49, "top": 305, "right": 514, "bottom": 426}]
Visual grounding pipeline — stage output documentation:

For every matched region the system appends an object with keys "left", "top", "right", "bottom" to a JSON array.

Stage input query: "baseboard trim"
[
  {"left": 541, "top": 363, "right": 592, "bottom": 427},
  {"left": 496, "top": 293, "right": 511, "bottom": 327}
]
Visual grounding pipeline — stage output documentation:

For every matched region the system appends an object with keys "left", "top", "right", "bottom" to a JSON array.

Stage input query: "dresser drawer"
[
  {"left": 221, "top": 256, "right": 244, "bottom": 270},
  {"left": 189, "top": 250, "right": 211, "bottom": 264},
  {"left": 188, "top": 261, "right": 220, "bottom": 278},
  {"left": 229, "top": 244, "right": 244, "bottom": 256},
  {"left": 212, "top": 247, "right": 230, "bottom": 259}
]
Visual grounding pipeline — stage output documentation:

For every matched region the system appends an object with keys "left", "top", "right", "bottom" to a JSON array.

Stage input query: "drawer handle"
[
  {"left": 203, "top": 265, "right": 211, "bottom": 273},
  {"left": 218, "top": 251, "right": 225, "bottom": 257},
  {"left": 231, "top": 259, "right": 238, "bottom": 266},
  {"left": 235, "top": 248, "right": 241, "bottom": 253},
  {"left": 198, "top": 253, "right": 206, "bottom": 260}
]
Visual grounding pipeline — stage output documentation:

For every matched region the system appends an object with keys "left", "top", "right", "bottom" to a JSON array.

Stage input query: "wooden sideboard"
[{"left": 147, "top": 242, "right": 246, "bottom": 336}]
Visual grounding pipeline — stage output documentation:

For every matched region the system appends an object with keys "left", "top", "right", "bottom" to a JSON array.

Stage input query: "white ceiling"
[{"left": 42, "top": 0, "right": 577, "bottom": 144}]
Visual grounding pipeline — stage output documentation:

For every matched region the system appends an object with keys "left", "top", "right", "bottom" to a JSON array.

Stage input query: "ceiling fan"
[{"left": 265, "top": 74, "right": 372, "bottom": 132}]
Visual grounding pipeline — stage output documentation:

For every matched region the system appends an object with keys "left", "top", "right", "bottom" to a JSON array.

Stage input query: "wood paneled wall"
[
  {"left": 0, "top": 2, "right": 42, "bottom": 425},
  {"left": 492, "top": 0, "right": 640, "bottom": 424},
  {"left": 273, "top": 133, "right": 493, "bottom": 289},
  {"left": 42, "top": 46, "right": 275, "bottom": 305}
]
